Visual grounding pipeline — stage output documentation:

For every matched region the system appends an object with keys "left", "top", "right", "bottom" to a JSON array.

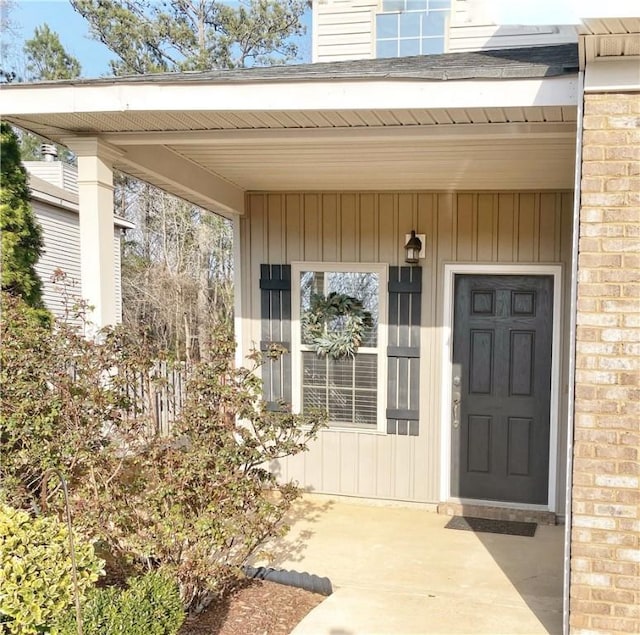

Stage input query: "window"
[
  {"left": 375, "top": 0, "right": 450, "bottom": 59},
  {"left": 292, "top": 263, "right": 387, "bottom": 431}
]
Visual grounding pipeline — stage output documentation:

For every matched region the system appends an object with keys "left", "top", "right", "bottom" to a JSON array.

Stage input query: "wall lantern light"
[{"left": 404, "top": 230, "right": 424, "bottom": 264}]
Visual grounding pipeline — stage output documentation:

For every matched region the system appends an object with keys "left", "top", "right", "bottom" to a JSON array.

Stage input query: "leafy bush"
[
  {"left": 0, "top": 292, "right": 325, "bottom": 614},
  {"left": 0, "top": 504, "right": 104, "bottom": 634},
  {"left": 56, "top": 572, "right": 184, "bottom": 635}
]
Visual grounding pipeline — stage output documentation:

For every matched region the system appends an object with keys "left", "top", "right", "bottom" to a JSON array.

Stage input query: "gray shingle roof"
[{"left": 16, "top": 44, "right": 578, "bottom": 87}]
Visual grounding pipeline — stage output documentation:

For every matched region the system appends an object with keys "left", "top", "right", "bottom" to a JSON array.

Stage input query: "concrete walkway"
[{"left": 262, "top": 497, "right": 564, "bottom": 635}]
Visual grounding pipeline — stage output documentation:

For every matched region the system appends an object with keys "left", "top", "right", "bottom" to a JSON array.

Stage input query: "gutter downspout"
[{"left": 562, "top": 69, "right": 585, "bottom": 635}]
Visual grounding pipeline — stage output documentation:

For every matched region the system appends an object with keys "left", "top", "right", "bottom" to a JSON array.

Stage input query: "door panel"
[{"left": 451, "top": 275, "right": 553, "bottom": 505}]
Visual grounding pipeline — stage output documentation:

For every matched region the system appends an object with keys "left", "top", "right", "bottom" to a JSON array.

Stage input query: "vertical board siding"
[{"left": 244, "top": 191, "right": 573, "bottom": 504}]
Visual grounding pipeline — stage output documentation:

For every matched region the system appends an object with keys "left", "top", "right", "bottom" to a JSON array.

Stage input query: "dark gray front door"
[{"left": 451, "top": 275, "right": 554, "bottom": 505}]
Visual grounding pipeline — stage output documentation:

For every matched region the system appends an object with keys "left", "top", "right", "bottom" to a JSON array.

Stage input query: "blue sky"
[
  {"left": 12, "top": 1, "right": 113, "bottom": 76},
  {"left": 10, "top": 0, "right": 312, "bottom": 79}
]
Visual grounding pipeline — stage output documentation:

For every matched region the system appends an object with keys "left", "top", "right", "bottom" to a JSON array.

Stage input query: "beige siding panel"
[
  {"left": 378, "top": 194, "right": 397, "bottom": 264},
  {"left": 303, "top": 194, "right": 321, "bottom": 261},
  {"left": 321, "top": 433, "right": 341, "bottom": 492},
  {"left": 340, "top": 193, "right": 358, "bottom": 261},
  {"left": 321, "top": 194, "right": 339, "bottom": 262},
  {"left": 339, "top": 433, "right": 359, "bottom": 494},
  {"left": 539, "top": 193, "right": 560, "bottom": 262},
  {"left": 359, "top": 193, "right": 378, "bottom": 262},
  {"left": 357, "top": 433, "right": 378, "bottom": 497},
  {"left": 304, "top": 436, "right": 324, "bottom": 488},
  {"left": 456, "top": 193, "right": 475, "bottom": 261},
  {"left": 375, "top": 435, "right": 394, "bottom": 499},
  {"left": 517, "top": 193, "right": 536, "bottom": 262},
  {"left": 476, "top": 193, "right": 496, "bottom": 261},
  {"left": 393, "top": 435, "right": 413, "bottom": 500},
  {"left": 497, "top": 193, "right": 515, "bottom": 262},
  {"left": 285, "top": 194, "right": 303, "bottom": 262},
  {"left": 244, "top": 190, "right": 573, "bottom": 505}
]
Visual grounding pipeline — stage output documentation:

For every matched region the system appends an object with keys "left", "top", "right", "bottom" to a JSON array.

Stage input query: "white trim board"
[
  {"left": 439, "top": 263, "right": 563, "bottom": 513},
  {"left": 1, "top": 76, "right": 578, "bottom": 116}
]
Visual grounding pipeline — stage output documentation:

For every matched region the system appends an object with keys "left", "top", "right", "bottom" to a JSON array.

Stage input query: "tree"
[
  {"left": 24, "top": 23, "right": 81, "bottom": 81},
  {"left": 71, "top": 0, "right": 307, "bottom": 75},
  {"left": 17, "top": 25, "right": 80, "bottom": 161},
  {"left": 0, "top": 122, "right": 48, "bottom": 316},
  {"left": 70, "top": 0, "right": 307, "bottom": 359},
  {"left": 0, "top": 0, "right": 18, "bottom": 82}
]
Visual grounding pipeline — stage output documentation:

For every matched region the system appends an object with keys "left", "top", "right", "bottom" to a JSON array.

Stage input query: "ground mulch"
[{"left": 179, "top": 579, "right": 325, "bottom": 635}]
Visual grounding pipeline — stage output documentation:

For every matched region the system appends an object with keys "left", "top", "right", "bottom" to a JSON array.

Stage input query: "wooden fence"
[{"left": 122, "top": 361, "right": 190, "bottom": 435}]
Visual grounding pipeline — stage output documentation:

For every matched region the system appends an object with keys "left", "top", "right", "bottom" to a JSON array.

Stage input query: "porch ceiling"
[{"left": 7, "top": 108, "right": 577, "bottom": 207}]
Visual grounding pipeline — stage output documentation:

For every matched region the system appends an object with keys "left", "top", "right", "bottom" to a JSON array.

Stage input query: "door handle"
[{"left": 452, "top": 391, "right": 461, "bottom": 429}]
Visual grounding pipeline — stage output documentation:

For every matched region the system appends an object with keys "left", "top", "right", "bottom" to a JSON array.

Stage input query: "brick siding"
[{"left": 571, "top": 92, "right": 640, "bottom": 634}]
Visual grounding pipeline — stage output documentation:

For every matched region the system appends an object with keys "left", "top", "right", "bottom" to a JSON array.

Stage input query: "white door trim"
[{"left": 439, "top": 263, "right": 563, "bottom": 512}]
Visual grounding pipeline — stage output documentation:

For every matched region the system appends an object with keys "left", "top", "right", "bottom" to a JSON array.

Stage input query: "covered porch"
[
  {"left": 2, "top": 43, "right": 578, "bottom": 632},
  {"left": 263, "top": 496, "right": 564, "bottom": 634}
]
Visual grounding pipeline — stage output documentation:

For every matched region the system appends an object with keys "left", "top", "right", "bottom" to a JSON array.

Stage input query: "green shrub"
[
  {"left": 0, "top": 504, "right": 104, "bottom": 634},
  {"left": 1, "top": 293, "right": 325, "bottom": 614},
  {"left": 57, "top": 571, "right": 184, "bottom": 635}
]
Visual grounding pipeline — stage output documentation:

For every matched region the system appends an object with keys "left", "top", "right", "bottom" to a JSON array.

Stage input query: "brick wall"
[{"left": 571, "top": 92, "right": 640, "bottom": 634}]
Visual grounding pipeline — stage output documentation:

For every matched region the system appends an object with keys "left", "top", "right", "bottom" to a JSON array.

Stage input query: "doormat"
[{"left": 445, "top": 516, "right": 537, "bottom": 537}]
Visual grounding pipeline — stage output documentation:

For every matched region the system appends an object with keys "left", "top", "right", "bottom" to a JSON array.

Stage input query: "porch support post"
[{"left": 62, "top": 137, "right": 122, "bottom": 329}]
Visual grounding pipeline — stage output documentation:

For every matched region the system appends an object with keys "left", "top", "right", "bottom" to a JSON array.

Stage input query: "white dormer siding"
[
  {"left": 312, "top": 0, "right": 577, "bottom": 62},
  {"left": 24, "top": 160, "right": 79, "bottom": 195}
]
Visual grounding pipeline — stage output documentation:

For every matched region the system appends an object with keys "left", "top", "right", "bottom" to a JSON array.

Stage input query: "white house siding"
[
  {"left": 313, "top": 0, "right": 378, "bottom": 62},
  {"left": 33, "top": 199, "right": 123, "bottom": 324},
  {"left": 449, "top": 0, "right": 577, "bottom": 52},
  {"left": 24, "top": 162, "right": 79, "bottom": 195},
  {"left": 312, "top": 0, "right": 577, "bottom": 62},
  {"left": 113, "top": 229, "right": 123, "bottom": 323},
  {"left": 33, "top": 200, "right": 82, "bottom": 321},
  {"left": 242, "top": 190, "right": 573, "bottom": 507}
]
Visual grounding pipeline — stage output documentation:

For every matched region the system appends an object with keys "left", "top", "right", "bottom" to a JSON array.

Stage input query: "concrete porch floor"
[{"left": 262, "top": 496, "right": 564, "bottom": 635}]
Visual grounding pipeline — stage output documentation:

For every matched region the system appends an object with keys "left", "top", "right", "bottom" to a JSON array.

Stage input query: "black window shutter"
[
  {"left": 386, "top": 266, "right": 422, "bottom": 435},
  {"left": 259, "top": 264, "right": 292, "bottom": 411}
]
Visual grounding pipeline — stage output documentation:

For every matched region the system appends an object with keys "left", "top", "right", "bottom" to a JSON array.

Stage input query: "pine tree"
[
  {"left": 0, "top": 122, "right": 48, "bottom": 316},
  {"left": 24, "top": 24, "right": 81, "bottom": 81},
  {"left": 71, "top": 0, "right": 307, "bottom": 75}
]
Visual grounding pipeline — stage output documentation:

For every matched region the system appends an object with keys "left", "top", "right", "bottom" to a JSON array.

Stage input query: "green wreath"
[{"left": 301, "top": 292, "right": 374, "bottom": 360}]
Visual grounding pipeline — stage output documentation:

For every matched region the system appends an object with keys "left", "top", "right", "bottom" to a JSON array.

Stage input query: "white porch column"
[{"left": 62, "top": 137, "right": 123, "bottom": 329}]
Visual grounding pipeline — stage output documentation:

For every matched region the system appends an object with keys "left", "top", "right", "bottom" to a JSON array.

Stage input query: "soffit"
[
  {"left": 579, "top": 18, "right": 640, "bottom": 64},
  {"left": 7, "top": 106, "right": 577, "bottom": 139}
]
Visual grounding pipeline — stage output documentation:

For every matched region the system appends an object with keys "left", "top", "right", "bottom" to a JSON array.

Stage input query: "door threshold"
[{"left": 438, "top": 500, "right": 557, "bottom": 525}]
